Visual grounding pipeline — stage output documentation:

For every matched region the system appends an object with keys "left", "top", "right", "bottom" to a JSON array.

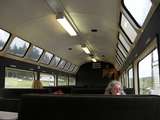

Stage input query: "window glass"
[
  {"left": 116, "top": 55, "right": 123, "bottom": 65},
  {"left": 58, "top": 75, "right": 68, "bottom": 86},
  {"left": 5, "top": 67, "right": 34, "bottom": 88},
  {"left": 57, "top": 60, "right": 66, "bottom": 69},
  {"left": 119, "top": 33, "right": 130, "bottom": 52},
  {"left": 118, "top": 43, "right": 128, "bottom": 58},
  {"left": 128, "top": 68, "right": 133, "bottom": 88},
  {"left": 121, "top": 14, "right": 137, "bottom": 43},
  {"left": 40, "top": 73, "right": 55, "bottom": 86},
  {"left": 153, "top": 49, "right": 158, "bottom": 62},
  {"left": 0, "top": 29, "right": 10, "bottom": 50},
  {"left": 68, "top": 64, "right": 75, "bottom": 72},
  {"left": 7, "top": 37, "right": 29, "bottom": 57},
  {"left": 50, "top": 56, "right": 61, "bottom": 67},
  {"left": 63, "top": 62, "right": 71, "bottom": 71},
  {"left": 117, "top": 50, "right": 125, "bottom": 62},
  {"left": 123, "top": 0, "right": 152, "bottom": 27},
  {"left": 115, "top": 57, "right": 121, "bottom": 66},
  {"left": 27, "top": 46, "right": 43, "bottom": 61},
  {"left": 138, "top": 49, "right": 160, "bottom": 95},
  {"left": 152, "top": 49, "right": 160, "bottom": 94},
  {"left": 69, "top": 76, "right": 76, "bottom": 86},
  {"left": 72, "top": 66, "right": 79, "bottom": 73},
  {"left": 40, "top": 52, "right": 53, "bottom": 64}
]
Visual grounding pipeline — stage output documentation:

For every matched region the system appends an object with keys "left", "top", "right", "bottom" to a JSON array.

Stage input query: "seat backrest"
[{"left": 18, "top": 94, "right": 160, "bottom": 120}]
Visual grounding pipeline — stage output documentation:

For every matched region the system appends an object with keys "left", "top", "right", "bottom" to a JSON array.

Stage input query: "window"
[
  {"left": 123, "top": 0, "right": 152, "bottom": 27},
  {"left": 121, "top": 14, "right": 137, "bottom": 43},
  {"left": 69, "top": 76, "right": 76, "bottom": 86},
  {"left": 72, "top": 66, "right": 79, "bottom": 73},
  {"left": 63, "top": 62, "right": 71, "bottom": 71},
  {"left": 57, "top": 60, "right": 66, "bottom": 69},
  {"left": 116, "top": 54, "right": 123, "bottom": 65},
  {"left": 7, "top": 37, "right": 30, "bottom": 57},
  {"left": 50, "top": 56, "right": 61, "bottom": 67},
  {"left": 117, "top": 49, "right": 125, "bottom": 62},
  {"left": 27, "top": 46, "right": 43, "bottom": 61},
  {"left": 119, "top": 33, "right": 131, "bottom": 52},
  {"left": 0, "top": 29, "right": 10, "bottom": 50},
  {"left": 118, "top": 42, "right": 128, "bottom": 58},
  {"left": 68, "top": 64, "right": 75, "bottom": 72},
  {"left": 58, "top": 75, "right": 68, "bottom": 86},
  {"left": 40, "top": 73, "right": 55, "bottom": 86},
  {"left": 5, "top": 67, "right": 35, "bottom": 88},
  {"left": 40, "top": 52, "right": 53, "bottom": 64},
  {"left": 115, "top": 57, "right": 122, "bottom": 66},
  {"left": 138, "top": 49, "right": 160, "bottom": 94},
  {"left": 128, "top": 68, "right": 133, "bottom": 88}
]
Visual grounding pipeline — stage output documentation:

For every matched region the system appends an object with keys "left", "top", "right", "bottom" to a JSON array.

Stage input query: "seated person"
[{"left": 104, "top": 80, "right": 125, "bottom": 95}]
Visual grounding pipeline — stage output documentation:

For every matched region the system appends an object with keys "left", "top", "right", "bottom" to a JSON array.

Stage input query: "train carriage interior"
[{"left": 0, "top": 0, "right": 160, "bottom": 120}]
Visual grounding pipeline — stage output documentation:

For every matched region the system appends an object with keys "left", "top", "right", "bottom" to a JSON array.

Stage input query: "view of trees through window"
[
  {"left": 128, "top": 68, "right": 133, "bottom": 88},
  {"left": 27, "top": 46, "right": 43, "bottom": 61},
  {"left": 58, "top": 75, "right": 68, "bottom": 86},
  {"left": 138, "top": 49, "right": 160, "bottom": 95},
  {"left": 69, "top": 76, "right": 76, "bottom": 86},
  {"left": 5, "top": 67, "right": 35, "bottom": 88},
  {"left": 7, "top": 37, "right": 29, "bottom": 56},
  {"left": 40, "top": 73, "right": 55, "bottom": 86}
]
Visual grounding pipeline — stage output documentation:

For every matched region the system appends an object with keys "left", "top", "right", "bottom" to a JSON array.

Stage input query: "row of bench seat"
[{"left": 18, "top": 94, "right": 160, "bottom": 120}]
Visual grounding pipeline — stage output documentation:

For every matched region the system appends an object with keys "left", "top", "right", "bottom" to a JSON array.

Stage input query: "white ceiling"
[{"left": 0, "top": 0, "right": 121, "bottom": 66}]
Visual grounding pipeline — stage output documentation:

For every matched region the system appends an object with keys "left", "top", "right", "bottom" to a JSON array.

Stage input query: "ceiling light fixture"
[
  {"left": 81, "top": 44, "right": 91, "bottom": 54},
  {"left": 56, "top": 13, "right": 77, "bottom": 36}
]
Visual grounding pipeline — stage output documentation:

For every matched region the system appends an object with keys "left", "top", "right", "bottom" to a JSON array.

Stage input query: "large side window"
[
  {"left": 5, "top": 67, "right": 35, "bottom": 88},
  {"left": 40, "top": 73, "right": 55, "bottom": 86},
  {"left": 0, "top": 29, "right": 11, "bottom": 50},
  {"left": 69, "top": 76, "right": 76, "bottom": 86},
  {"left": 58, "top": 75, "right": 68, "bottom": 86},
  {"left": 128, "top": 68, "right": 133, "bottom": 88},
  {"left": 123, "top": 0, "right": 152, "bottom": 27},
  {"left": 138, "top": 49, "right": 159, "bottom": 94}
]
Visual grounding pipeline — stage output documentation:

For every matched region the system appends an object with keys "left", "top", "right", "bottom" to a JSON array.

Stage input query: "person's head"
[
  {"left": 102, "top": 65, "right": 119, "bottom": 80},
  {"left": 108, "top": 80, "right": 122, "bottom": 95}
]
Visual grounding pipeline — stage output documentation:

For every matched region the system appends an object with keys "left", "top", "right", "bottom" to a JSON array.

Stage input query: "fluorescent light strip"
[
  {"left": 91, "top": 58, "right": 97, "bottom": 62},
  {"left": 81, "top": 47, "right": 90, "bottom": 54},
  {"left": 57, "top": 16, "right": 77, "bottom": 36}
]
